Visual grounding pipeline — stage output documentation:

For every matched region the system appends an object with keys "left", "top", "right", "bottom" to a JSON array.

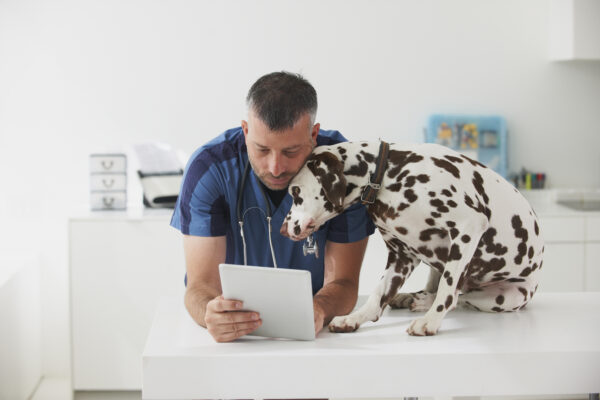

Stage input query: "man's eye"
[
  {"left": 284, "top": 151, "right": 299, "bottom": 157},
  {"left": 259, "top": 149, "right": 269, "bottom": 154}
]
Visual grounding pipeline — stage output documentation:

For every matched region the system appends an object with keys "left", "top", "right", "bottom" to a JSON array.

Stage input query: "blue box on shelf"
[{"left": 425, "top": 114, "right": 507, "bottom": 178}]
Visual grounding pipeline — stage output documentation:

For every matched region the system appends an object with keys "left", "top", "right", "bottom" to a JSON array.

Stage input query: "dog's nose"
[{"left": 280, "top": 221, "right": 289, "bottom": 237}]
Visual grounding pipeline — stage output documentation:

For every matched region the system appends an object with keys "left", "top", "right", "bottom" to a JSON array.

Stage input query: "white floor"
[{"left": 31, "top": 377, "right": 589, "bottom": 400}]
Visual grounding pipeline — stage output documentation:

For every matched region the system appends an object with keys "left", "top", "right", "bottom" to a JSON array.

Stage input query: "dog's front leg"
[
  {"left": 407, "top": 226, "right": 484, "bottom": 336},
  {"left": 329, "top": 249, "right": 418, "bottom": 333}
]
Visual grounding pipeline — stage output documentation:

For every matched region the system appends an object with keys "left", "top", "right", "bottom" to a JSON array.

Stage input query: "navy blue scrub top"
[{"left": 170, "top": 127, "right": 375, "bottom": 294}]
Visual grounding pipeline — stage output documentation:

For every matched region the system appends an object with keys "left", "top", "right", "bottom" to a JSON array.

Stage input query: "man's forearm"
[
  {"left": 184, "top": 285, "right": 218, "bottom": 328},
  {"left": 313, "top": 279, "right": 358, "bottom": 326}
]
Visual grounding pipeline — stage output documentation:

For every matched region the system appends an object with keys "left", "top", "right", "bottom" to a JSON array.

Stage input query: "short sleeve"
[
  {"left": 326, "top": 203, "right": 376, "bottom": 243},
  {"left": 170, "top": 160, "right": 230, "bottom": 237}
]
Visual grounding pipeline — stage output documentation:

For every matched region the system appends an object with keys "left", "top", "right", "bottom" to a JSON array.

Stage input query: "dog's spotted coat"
[{"left": 281, "top": 142, "right": 544, "bottom": 336}]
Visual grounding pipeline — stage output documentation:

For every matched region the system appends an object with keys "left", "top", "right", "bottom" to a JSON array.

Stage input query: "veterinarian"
[{"left": 170, "top": 71, "right": 376, "bottom": 342}]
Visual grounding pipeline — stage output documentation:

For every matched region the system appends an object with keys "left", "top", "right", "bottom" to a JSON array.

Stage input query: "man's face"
[{"left": 242, "top": 111, "right": 319, "bottom": 190}]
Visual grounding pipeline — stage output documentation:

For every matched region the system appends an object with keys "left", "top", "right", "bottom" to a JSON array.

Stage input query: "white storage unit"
[
  {"left": 69, "top": 210, "right": 185, "bottom": 391},
  {"left": 0, "top": 254, "right": 41, "bottom": 400},
  {"left": 89, "top": 153, "right": 127, "bottom": 210},
  {"left": 548, "top": 0, "right": 600, "bottom": 60}
]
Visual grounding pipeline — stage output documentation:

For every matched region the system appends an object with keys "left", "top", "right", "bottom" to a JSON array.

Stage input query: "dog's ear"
[{"left": 307, "top": 151, "right": 347, "bottom": 212}]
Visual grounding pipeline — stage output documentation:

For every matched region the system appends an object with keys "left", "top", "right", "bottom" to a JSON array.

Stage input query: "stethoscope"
[{"left": 236, "top": 160, "right": 319, "bottom": 269}]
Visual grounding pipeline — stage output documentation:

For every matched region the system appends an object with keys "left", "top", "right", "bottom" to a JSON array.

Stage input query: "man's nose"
[{"left": 268, "top": 153, "right": 285, "bottom": 177}]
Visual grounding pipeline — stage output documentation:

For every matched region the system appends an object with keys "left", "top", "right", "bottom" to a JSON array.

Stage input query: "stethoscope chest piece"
[{"left": 302, "top": 234, "right": 319, "bottom": 258}]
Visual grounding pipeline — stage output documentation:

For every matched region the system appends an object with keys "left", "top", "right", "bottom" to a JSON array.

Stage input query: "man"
[{"left": 171, "top": 71, "right": 375, "bottom": 342}]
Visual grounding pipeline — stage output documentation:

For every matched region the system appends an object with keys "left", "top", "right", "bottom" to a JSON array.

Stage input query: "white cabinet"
[
  {"left": 549, "top": 0, "right": 600, "bottom": 61},
  {"left": 69, "top": 211, "right": 185, "bottom": 390},
  {"left": 539, "top": 243, "right": 585, "bottom": 291}
]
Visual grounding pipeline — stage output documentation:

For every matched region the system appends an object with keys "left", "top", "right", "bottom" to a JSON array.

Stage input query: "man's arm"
[
  {"left": 313, "top": 236, "right": 369, "bottom": 335},
  {"left": 183, "top": 235, "right": 262, "bottom": 342}
]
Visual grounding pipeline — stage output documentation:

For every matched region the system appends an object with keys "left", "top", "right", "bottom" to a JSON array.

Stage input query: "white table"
[{"left": 143, "top": 293, "right": 600, "bottom": 399}]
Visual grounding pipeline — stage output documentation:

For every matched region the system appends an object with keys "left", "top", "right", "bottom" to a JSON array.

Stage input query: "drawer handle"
[
  {"left": 101, "top": 160, "right": 114, "bottom": 170},
  {"left": 102, "top": 178, "right": 115, "bottom": 188},
  {"left": 103, "top": 197, "right": 115, "bottom": 208}
]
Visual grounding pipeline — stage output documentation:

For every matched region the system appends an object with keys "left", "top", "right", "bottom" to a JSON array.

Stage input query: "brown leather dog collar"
[{"left": 361, "top": 141, "right": 390, "bottom": 205}]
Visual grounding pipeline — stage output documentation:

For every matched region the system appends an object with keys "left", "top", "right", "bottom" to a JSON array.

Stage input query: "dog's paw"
[
  {"left": 409, "top": 292, "right": 435, "bottom": 312},
  {"left": 407, "top": 317, "right": 440, "bottom": 336},
  {"left": 329, "top": 315, "right": 361, "bottom": 333}
]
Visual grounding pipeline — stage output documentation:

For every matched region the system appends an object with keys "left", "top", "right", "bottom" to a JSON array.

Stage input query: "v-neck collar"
[{"left": 249, "top": 169, "right": 292, "bottom": 221}]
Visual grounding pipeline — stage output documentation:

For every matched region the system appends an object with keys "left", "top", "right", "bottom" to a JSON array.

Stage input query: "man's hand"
[{"left": 204, "top": 296, "right": 262, "bottom": 342}]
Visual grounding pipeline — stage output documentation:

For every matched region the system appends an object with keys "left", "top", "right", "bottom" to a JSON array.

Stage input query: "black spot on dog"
[
  {"left": 291, "top": 186, "right": 303, "bottom": 206},
  {"left": 496, "top": 295, "right": 505, "bottom": 305},
  {"left": 437, "top": 305, "right": 444, "bottom": 312},
  {"left": 338, "top": 147, "right": 347, "bottom": 154},
  {"left": 534, "top": 221, "right": 539, "bottom": 236},
  {"left": 430, "top": 199, "right": 450, "bottom": 213},
  {"left": 428, "top": 191, "right": 436, "bottom": 197},
  {"left": 345, "top": 159, "right": 369, "bottom": 177},
  {"left": 507, "top": 277, "right": 526, "bottom": 283},
  {"left": 368, "top": 199, "right": 401, "bottom": 222},
  {"left": 294, "top": 225, "right": 301, "bottom": 236},
  {"left": 460, "top": 154, "right": 487, "bottom": 169},
  {"left": 417, "top": 174, "right": 430, "bottom": 183},
  {"left": 386, "top": 151, "right": 424, "bottom": 179},
  {"left": 398, "top": 203, "right": 410, "bottom": 211},
  {"left": 445, "top": 295, "right": 453, "bottom": 309},
  {"left": 450, "top": 228, "right": 459, "bottom": 240},
  {"left": 481, "top": 228, "right": 508, "bottom": 256},
  {"left": 431, "top": 212, "right": 442, "bottom": 218},
  {"left": 449, "top": 244, "right": 462, "bottom": 260},
  {"left": 360, "top": 150, "right": 375, "bottom": 163},
  {"left": 520, "top": 267, "right": 532, "bottom": 277},
  {"left": 405, "top": 176, "right": 417, "bottom": 188},
  {"left": 472, "top": 171, "right": 489, "bottom": 205},
  {"left": 444, "top": 155, "right": 464, "bottom": 164},
  {"left": 528, "top": 246, "right": 534, "bottom": 259},
  {"left": 418, "top": 246, "right": 433, "bottom": 258},
  {"left": 386, "top": 182, "right": 403, "bottom": 192},
  {"left": 446, "top": 221, "right": 456, "bottom": 228},
  {"left": 431, "top": 157, "right": 460, "bottom": 179},
  {"left": 512, "top": 215, "right": 529, "bottom": 265},
  {"left": 404, "top": 189, "right": 418, "bottom": 203},
  {"left": 447, "top": 200, "right": 457, "bottom": 208},
  {"left": 420, "top": 228, "right": 448, "bottom": 241},
  {"left": 425, "top": 218, "right": 435, "bottom": 226},
  {"left": 396, "top": 226, "right": 408, "bottom": 235},
  {"left": 491, "top": 307, "right": 504, "bottom": 312},
  {"left": 434, "top": 247, "right": 449, "bottom": 262},
  {"left": 361, "top": 143, "right": 368, "bottom": 147},
  {"left": 464, "top": 194, "right": 492, "bottom": 220},
  {"left": 441, "top": 189, "right": 453, "bottom": 197},
  {"left": 450, "top": 185, "right": 457, "bottom": 192},
  {"left": 461, "top": 234, "right": 471, "bottom": 243}
]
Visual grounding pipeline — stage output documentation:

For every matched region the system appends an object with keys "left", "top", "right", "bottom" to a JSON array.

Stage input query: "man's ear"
[{"left": 306, "top": 151, "right": 347, "bottom": 212}]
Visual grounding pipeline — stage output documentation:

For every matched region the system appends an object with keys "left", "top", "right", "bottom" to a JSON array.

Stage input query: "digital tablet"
[{"left": 218, "top": 263, "right": 315, "bottom": 341}]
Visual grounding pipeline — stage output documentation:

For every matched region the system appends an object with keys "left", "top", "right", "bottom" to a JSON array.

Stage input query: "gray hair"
[{"left": 246, "top": 71, "right": 317, "bottom": 131}]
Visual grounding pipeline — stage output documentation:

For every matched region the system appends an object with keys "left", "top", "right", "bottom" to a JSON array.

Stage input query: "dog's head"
[{"left": 280, "top": 148, "right": 347, "bottom": 241}]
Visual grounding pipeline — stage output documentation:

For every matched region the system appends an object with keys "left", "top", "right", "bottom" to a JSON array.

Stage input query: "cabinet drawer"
[
  {"left": 585, "top": 217, "right": 600, "bottom": 242},
  {"left": 90, "top": 191, "right": 127, "bottom": 210},
  {"left": 90, "top": 154, "right": 127, "bottom": 173},
  {"left": 90, "top": 174, "right": 127, "bottom": 191},
  {"left": 538, "top": 216, "right": 585, "bottom": 242}
]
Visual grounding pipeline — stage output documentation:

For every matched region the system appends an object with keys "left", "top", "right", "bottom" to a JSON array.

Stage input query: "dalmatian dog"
[{"left": 280, "top": 142, "right": 544, "bottom": 336}]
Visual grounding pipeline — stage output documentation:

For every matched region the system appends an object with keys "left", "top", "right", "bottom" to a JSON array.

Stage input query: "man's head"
[{"left": 241, "top": 71, "right": 320, "bottom": 190}]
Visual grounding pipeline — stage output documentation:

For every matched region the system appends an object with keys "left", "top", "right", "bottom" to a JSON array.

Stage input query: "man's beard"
[{"left": 248, "top": 151, "right": 312, "bottom": 191}]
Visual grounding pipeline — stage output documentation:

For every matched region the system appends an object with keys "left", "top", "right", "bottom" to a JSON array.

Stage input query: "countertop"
[{"left": 143, "top": 293, "right": 600, "bottom": 399}]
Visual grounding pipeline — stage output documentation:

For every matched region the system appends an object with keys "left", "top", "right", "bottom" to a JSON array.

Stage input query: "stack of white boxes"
[{"left": 89, "top": 153, "right": 127, "bottom": 210}]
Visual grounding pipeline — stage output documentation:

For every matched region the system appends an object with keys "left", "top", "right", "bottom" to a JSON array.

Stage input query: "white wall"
[{"left": 1, "top": 0, "right": 599, "bottom": 378}]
